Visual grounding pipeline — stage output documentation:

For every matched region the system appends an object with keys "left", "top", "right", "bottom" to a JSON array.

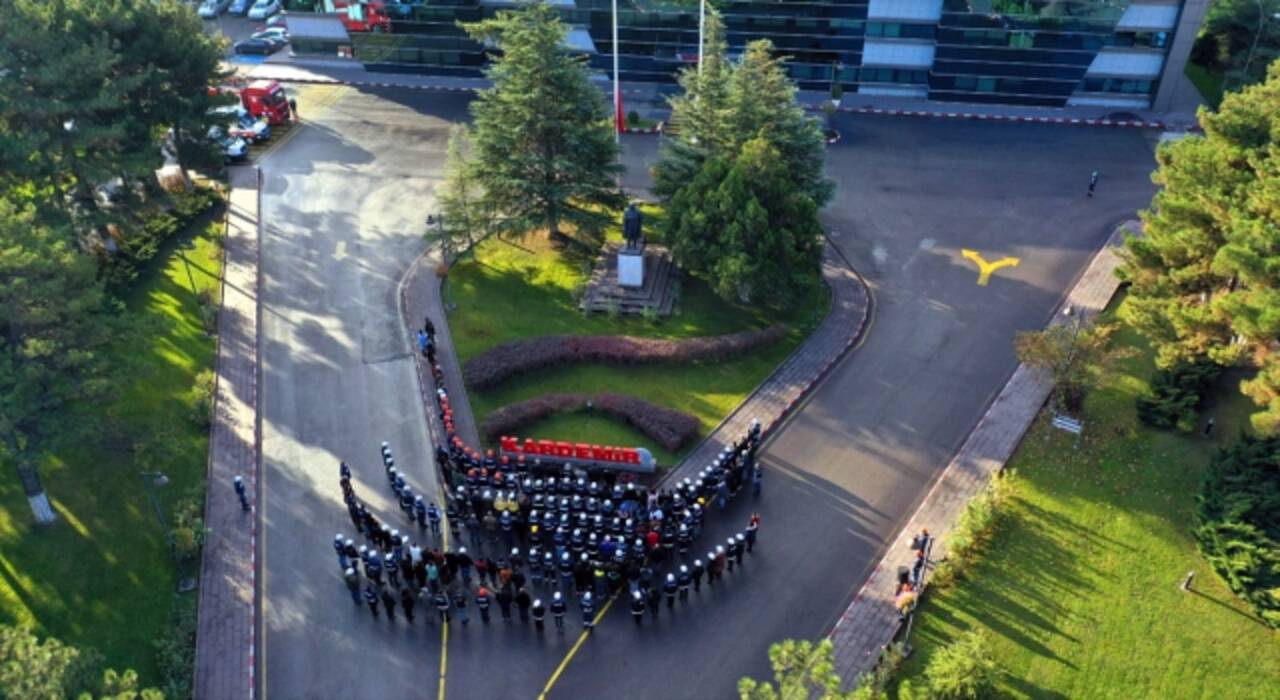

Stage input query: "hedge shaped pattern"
[
  {"left": 481, "top": 393, "right": 700, "bottom": 453},
  {"left": 464, "top": 325, "right": 789, "bottom": 390}
]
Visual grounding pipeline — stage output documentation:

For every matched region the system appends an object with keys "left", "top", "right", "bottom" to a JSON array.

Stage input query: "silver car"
[{"left": 197, "top": 0, "right": 231, "bottom": 18}]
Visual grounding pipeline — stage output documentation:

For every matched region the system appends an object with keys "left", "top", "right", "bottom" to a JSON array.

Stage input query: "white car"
[
  {"left": 252, "top": 27, "right": 289, "bottom": 43},
  {"left": 247, "top": 0, "right": 280, "bottom": 20},
  {"left": 197, "top": 0, "right": 231, "bottom": 18}
]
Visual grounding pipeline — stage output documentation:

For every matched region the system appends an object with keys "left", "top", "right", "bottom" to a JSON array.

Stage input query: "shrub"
[
  {"left": 464, "top": 324, "right": 789, "bottom": 389},
  {"left": 923, "top": 630, "right": 1000, "bottom": 699},
  {"left": 481, "top": 393, "right": 700, "bottom": 452},
  {"left": 189, "top": 368, "right": 216, "bottom": 430},
  {"left": 593, "top": 393, "right": 700, "bottom": 451},
  {"left": 1136, "top": 360, "right": 1221, "bottom": 431},
  {"left": 931, "top": 474, "right": 1012, "bottom": 589},
  {"left": 169, "top": 489, "right": 206, "bottom": 564},
  {"left": 154, "top": 596, "right": 198, "bottom": 700},
  {"left": 1194, "top": 434, "right": 1280, "bottom": 627},
  {"left": 627, "top": 110, "right": 641, "bottom": 127}
]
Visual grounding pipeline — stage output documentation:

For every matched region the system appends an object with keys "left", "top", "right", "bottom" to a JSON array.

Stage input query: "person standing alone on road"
[
  {"left": 233, "top": 475, "right": 250, "bottom": 511},
  {"left": 1088, "top": 170, "right": 1099, "bottom": 197}
]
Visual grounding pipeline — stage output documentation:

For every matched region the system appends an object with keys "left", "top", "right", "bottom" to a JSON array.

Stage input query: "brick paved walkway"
[
  {"left": 398, "top": 238, "right": 870, "bottom": 477},
  {"left": 194, "top": 167, "right": 261, "bottom": 700},
  {"left": 400, "top": 249, "right": 482, "bottom": 450},
  {"left": 826, "top": 221, "right": 1140, "bottom": 686}
]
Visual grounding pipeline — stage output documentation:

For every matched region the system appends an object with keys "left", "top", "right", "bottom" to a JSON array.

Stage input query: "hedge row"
[
  {"left": 481, "top": 393, "right": 701, "bottom": 452},
  {"left": 464, "top": 324, "right": 789, "bottom": 390}
]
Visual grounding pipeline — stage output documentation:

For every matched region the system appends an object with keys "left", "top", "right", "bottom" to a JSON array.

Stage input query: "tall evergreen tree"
[
  {"left": 433, "top": 126, "right": 493, "bottom": 264},
  {"left": 0, "top": 198, "right": 125, "bottom": 523},
  {"left": 665, "top": 138, "right": 824, "bottom": 305},
  {"left": 653, "top": 29, "right": 832, "bottom": 207},
  {"left": 463, "top": 2, "right": 623, "bottom": 243},
  {"left": 652, "top": 6, "right": 731, "bottom": 199},
  {"left": 1119, "top": 62, "right": 1280, "bottom": 434}
]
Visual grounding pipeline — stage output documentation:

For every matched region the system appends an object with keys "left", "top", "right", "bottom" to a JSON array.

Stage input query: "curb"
[
  {"left": 806, "top": 103, "right": 1167, "bottom": 130},
  {"left": 240, "top": 75, "right": 1169, "bottom": 131}
]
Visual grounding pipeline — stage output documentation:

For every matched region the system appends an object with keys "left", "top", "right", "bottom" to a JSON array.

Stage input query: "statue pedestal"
[{"left": 617, "top": 250, "right": 645, "bottom": 288}]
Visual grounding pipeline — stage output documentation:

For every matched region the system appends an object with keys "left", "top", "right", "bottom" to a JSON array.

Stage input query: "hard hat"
[
  {"left": 345, "top": 539, "right": 354, "bottom": 547},
  {"left": 680, "top": 565, "right": 688, "bottom": 573},
  {"left": 694, "top": 559, "right": 703, "bottom": 567},
  {"left": 667, "top": 573, "right": 675, "bottom": 582},
  {"left": 584, "top": 592, "right": 592, "bottom": 600},
  {"left": 382, "top": 441, "right": 390, "bottom": 448},
  {"left": 415, "top": 495, "right": 423, "bottom": 503},
  {"left": 345, "top": 567, "right": 355, "bottom": 575},
  {"left": 234, "top": 475, "right": 243, "bottom": 484},
  {"left": 554, "top": 591, "right": 562, "bottom": 601},
  {"left": 335, "top": 533, "right": 343, "bottom": 541}
]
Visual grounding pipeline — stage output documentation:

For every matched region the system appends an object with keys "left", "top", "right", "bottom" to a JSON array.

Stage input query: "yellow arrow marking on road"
[{"left": 961, "top": 249, "right": 1020, "bottom": 286}]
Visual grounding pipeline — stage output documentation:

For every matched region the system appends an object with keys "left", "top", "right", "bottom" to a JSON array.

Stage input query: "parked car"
[
  {"left": 251, "top": 27, "right": 289, "bottom": 44},
  {"left": 228, "top": 0, "right": 252, "bottom": 16},
  {"left": 208, "top": 126, "right": 248, "bottom": 163},
  {"left": 197, "top": 0, "right": 232, "bottom": 18},
  {"left": 247, "top": 0, "right": 281, "bottom": 20},
  {"left": 233, "top": 36, "right": 284, "bottom": 55},
  {"left": 211, "top": 105, "right": 271, "bottom": 143},
  {"left": 264, "top": 14, "right": 287, "bottom": 29}
]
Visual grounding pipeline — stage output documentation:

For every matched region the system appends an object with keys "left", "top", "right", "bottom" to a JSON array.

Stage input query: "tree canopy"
[
  {"left": 665, "top": 138, "right": 825, "bottom": 305},
  {"left": 653, "top": 18, "right": 831, "bottom": 208},
  {"left": 461, "top": 2, "right": 623, "bottom": 243},
  {"left": 1119, "top": 61, "right": 1280, "bottom": 434}
]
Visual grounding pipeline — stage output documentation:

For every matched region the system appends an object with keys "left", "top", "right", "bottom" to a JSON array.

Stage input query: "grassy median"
[
  {"left": 0, "top": 209, "right": 224, "bottom": 684},
  {"left": 892, "top": 296, "right": 1280, "bottom": 698},
  {"left": 445, "top": 220, "right": 827, "bottom": 467}
]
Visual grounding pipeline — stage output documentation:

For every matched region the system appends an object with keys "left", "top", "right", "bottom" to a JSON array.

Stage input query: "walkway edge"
[
  {"left": 826, "top": 220, "right": 1141, "bottom": 685},
  {"left": 194, "top": 167, "right": 262, "bottom": 700}
]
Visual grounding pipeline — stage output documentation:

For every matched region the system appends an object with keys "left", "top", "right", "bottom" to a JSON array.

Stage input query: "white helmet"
[
  {"left": 534, "top": 599, "right": 543, "bottom": 607},
  {"left": 554, "top": 591, "right": 562, "bottom": 601},
  {"left": 584, "top": 592, "right": 592, "bottom": 601},
  {"left": 345, "top": 539, "right": 354, "bottom": 548},
  {"left": 381, "top": 441, "right": 390, "bottom": 449},
  {"left": 667, "top": 573, "right": 675, "bottom": 582},
  {"left": 345, "top": 567, "right": 355, "bottom": 575},
  {"left": 694, "top": 559, "right": 703, "bottom": 567},
  {"left": 680, "top": 565, "right": 688, "bottom": 573},
  {"left": 335, "top": 533, "right": 343, "bottom": 542},
  {"left": 459, "top": 547, "right": 467, "bottom": 554}
]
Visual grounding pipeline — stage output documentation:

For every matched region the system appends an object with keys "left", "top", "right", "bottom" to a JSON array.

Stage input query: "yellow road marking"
[
  {"left": 438, "top": 623, "right": 448, "bottom": 700},
  {"left": 536, "top": 594, "right": 618, "bottom": 700},
  {"left": 961, "top": 249, "right": 1020, "bottom": 286}
]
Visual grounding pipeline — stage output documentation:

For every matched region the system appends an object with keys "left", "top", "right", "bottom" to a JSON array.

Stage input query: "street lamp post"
[{"left": 139, "top": 471, "right": 171, "bottom": 548}]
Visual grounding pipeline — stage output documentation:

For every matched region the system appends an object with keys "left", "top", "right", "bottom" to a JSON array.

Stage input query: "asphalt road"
[
  {"left": 257, "top": 86, "right": 1161, "bottom": 699},
  {"left": 258, "top": 86, "right": 467, "bottom": 698}
]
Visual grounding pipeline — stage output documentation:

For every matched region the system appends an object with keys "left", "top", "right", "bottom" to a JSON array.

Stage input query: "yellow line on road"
[
  {"left": 536, "top": 594, "right": 618, "bottom": 700},
  {"left": 438, "top": 623, "right": 448, "bottom": 700}
]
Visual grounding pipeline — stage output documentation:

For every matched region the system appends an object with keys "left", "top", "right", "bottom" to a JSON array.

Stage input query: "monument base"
[{"left": 617, "top": 251, "right": 645, "bottom": 288}]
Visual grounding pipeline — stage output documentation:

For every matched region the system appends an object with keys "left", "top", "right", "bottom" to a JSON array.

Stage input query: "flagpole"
[
  {"left": 613, "top": 0, "right": 622, "bottom": 142},
  {"left": 698, "top": 0, "right": 705, "bottom": 74}
]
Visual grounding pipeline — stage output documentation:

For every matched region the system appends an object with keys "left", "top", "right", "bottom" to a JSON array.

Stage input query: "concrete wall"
[{"left": 1153, "top": 0, "right": 1212, "bottom": 113}]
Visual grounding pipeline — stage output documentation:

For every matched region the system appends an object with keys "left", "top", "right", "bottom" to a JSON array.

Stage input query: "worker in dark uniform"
[{"left": 630, "top": 590, "right": 645, "bottom": 625}]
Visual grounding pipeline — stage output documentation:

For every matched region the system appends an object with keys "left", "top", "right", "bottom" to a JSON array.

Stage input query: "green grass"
[
  {"left": 892, "top": 296, "right": 1280, "bottom": 699},
  {"left": 1185, "top": 62, "right": 1225, "bottom": 110},
  {"left": 446, "top": 219, "right": 827, "bottom": 467},
  {"left": 0, "top": 204, "right": 225, "bottom": 683}
]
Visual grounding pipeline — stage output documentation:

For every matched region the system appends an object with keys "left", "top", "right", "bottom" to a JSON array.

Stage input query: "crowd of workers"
[{"left": 331, "top": 318, "right": 766, "bottom": 630}]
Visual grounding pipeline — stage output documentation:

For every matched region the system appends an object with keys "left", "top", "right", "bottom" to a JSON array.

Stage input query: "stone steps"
[{"left": 580, "top": 243, "right": 679, "bottom": 316}]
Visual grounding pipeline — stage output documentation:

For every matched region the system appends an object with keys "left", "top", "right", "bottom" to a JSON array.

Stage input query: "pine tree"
[
  {"left": 652, "top": 6, "right": 731, "bottom": 200},
  {"left": 1118, "top": 62, "right": 1280, "bottom": 434},
  {"left": 462, "top": 2, "right": 624, "bottom": 244},
  {"left": 0, "top": 198, "right": 126, "bottom": 523},
  {"left": 434, "top": 125, "right": 493, "bottom": 264},
  {"left": 725, "top": 40, "right": 832, "bottom": 208},
  {"left": 666, "top": 138, "right": 824, "bottom": 306}
]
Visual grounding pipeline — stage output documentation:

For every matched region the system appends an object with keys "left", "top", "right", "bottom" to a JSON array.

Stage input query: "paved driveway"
[
  {"left": 257, "top": 86, "right": 1161, "bottom": 699},
  {"left": 258, "top": 87, "right": 467, "bottom": 699}
]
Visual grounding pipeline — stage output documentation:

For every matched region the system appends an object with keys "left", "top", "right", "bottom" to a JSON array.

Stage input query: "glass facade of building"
[{"left": 351, "top": 0, "right": 1184, "bottom": 108}]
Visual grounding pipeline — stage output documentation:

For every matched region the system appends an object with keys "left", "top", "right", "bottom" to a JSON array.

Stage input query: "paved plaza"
[{"left": 250, "top": 86, "right": 1161, "bottom": 698}]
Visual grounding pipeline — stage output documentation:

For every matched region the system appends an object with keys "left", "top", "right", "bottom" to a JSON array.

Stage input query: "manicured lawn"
[
  {"left": 1186, "top": 62, "right": 1225, "bottom": 109},
  {"left": 446, "top": 218, "right": 827, "bottom": 467},
  {"left": 893, "top": 297, "right": 1280, "bottom": 698},
  {"left": 0, "top": 204, "right": 224, "bottom": 683}
]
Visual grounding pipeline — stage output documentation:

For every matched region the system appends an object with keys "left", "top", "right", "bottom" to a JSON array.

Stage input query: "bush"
[
  {"left": 931, "top": 474, "right": 1012, "bottom": 589},
  {"left": 481, "top": 393, "right": 700, "bottom": 452},
  {"left": 189, "top": 368, "right": 216, "bottom": 430},
  {"left": 1194, "top": 435, "right": 1280, "bottom": 627},
  {"left": 169, "top": 489, "right": 206, "bottom": 564},
  {"left": 102, "top": 187, "right": 220, "bottom": 291},
  {"left": 1136, "top": 360, "right": 1221, "bottom": 431},
  {"left": 464, "top": 324, "right": 789, "bottom": 389},
  {"left": 923, "top": 630, "right": 1000, "bottom": 699},
  {"left": 154, "top": 596, "right": 199, "bottom": 700},
  {"left": 627, "top": 110, "right": 641, "bottom": 127}
]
